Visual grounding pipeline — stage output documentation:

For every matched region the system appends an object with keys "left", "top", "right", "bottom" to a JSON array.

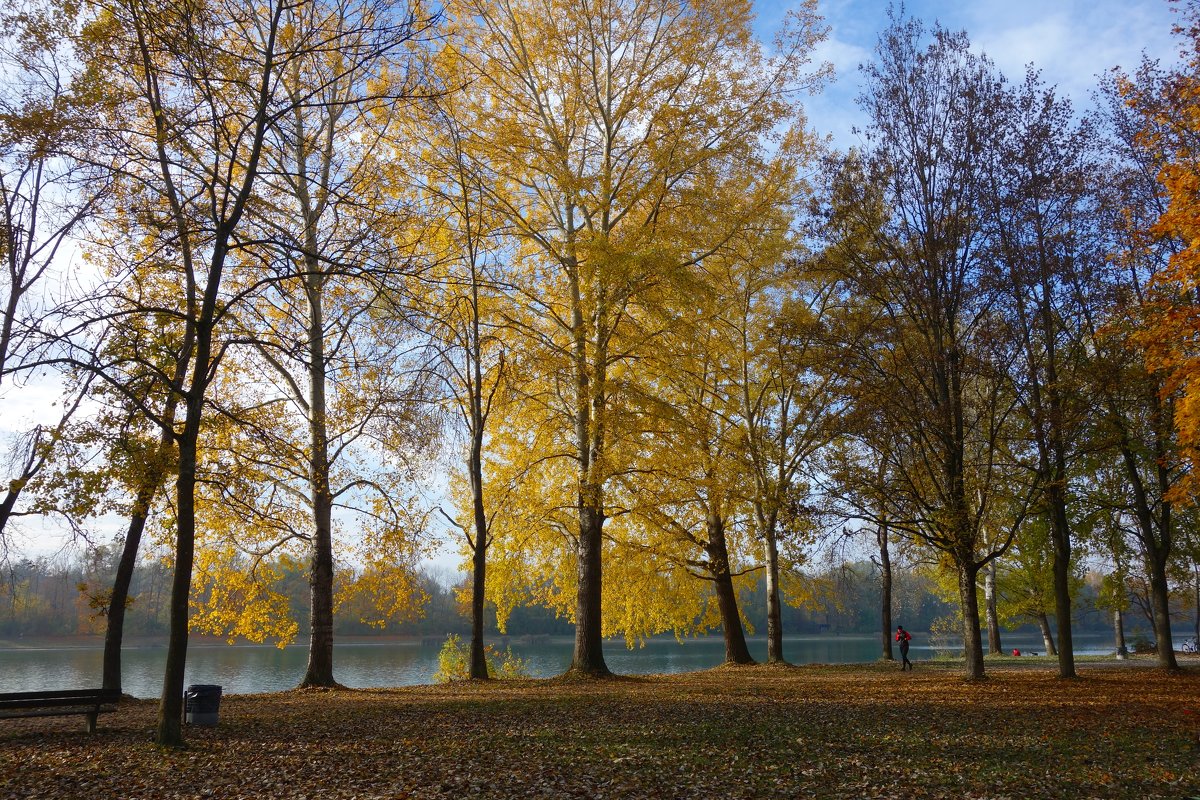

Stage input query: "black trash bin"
[{"left": 184, "top": 684, "right": 222, "bottom": 726}]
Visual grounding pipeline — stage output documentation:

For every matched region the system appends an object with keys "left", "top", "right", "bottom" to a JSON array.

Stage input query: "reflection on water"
[{"left": 0, "top": 632, "right": 1131, "bottom": 698}]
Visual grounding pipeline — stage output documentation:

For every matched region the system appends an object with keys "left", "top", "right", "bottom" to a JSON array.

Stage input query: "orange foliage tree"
[{"left": 1132, "top": 2, "right": 1200, "bottom": 495}]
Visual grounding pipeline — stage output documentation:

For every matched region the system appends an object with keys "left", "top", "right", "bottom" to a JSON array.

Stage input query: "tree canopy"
[{"left": 0, "top": 0, "right": 1197, "bottom": 746}]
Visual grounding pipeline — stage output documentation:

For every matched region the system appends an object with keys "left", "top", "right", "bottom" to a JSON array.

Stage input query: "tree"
[
  {"left": 982, "top": 559, "right": 1001, "bottom": 655},
  {"left": 825, "top": 14, "right": 1032, "bottom": 679},
  {"left": 983, "top": 70, "right": 1098, "bottom": 678},
  {"left": 0, "top": 0, "right": 105, "bottom": 548},
  {"left": 1085, "top": 71, "right": 1186, "bottom": 671},
  {"left": 993, "top": 515, "right": 1085, "bottom": 656},
  {"left": 213, "top": 0, "right": 438, "bottom": 687},
  {"left": 446, "top": 0, "right": 830, "bottom": 681},
  {"left": 450, "top": 0, "right": 827, "bottom": 676},
  {"left": 734, "top": 253, "right": 843, "bottom": 664},
  {"left": 1128, "top": 2, "right": 1200, "bottom": 495},
  {"left": 72, "top": 0, "right": 430, "bottom": 745},
  {"left": 620, "top": 297, "right": 760, "bottom": 664},
  {"left": 407, "top": 84, "right": 512, "bottom": 680}
]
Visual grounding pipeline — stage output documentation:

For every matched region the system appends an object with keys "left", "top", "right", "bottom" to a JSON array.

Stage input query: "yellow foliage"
[
  {"left": 335, "top": 562, "right": 428, "bottom": 629},
  {"left": 780, "top": 568, "right": 835, "bottom": 614},
  {"left": 189, "top": 546, "right": 298, "bottom": 646}
]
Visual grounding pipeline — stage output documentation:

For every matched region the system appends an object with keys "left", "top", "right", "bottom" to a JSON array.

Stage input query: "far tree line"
[
  {"left": 2, "top": 0, "right": 1200, "bottom": 747},
  {"left": 5, "top": 545, "right": 1194, "bottom": 650}
]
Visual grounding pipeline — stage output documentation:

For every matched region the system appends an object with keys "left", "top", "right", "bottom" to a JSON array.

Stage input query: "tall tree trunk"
[
  {"left": 157, "top": 401, "right": 203, "bottom": 747},
  {"left": 1035, "top": 236, "right": 1076, "bottom": 678},
  {"left": 878, "top": 520, "right": 893, "bottom": 662},
  {"left": 762, "top": 515, "right": 784, "bottom": 663},
  {"left": 156, "top": 227, "right": 231, "bottom": 745},
  {"left": 984, "top": 561, "right": 1001, "bottom": 656},
  {"left": 958, "top": 562, "right": 985, "bottom": 680},
  {"left": 1113, "top": 608, "right": 1128, "bottom": 659},
  {"left": 300, "top": 267, "right": 337, "bottom": 688},
  {"left": 104, "top": 378, "right": 182, "bottom": 693},
  {"left": 706, "top": 511, "right": 753, "bottom": 665},
  {"left": 1036, "top": 612, "right": 1057, "bottom": 656},
  {"left": 572, "top": 501, "right": 609, "bottom": 675},
  {"left": 1047, "top": 488, "right": 1076, "bottom": 677},
  {"left": 567, "top": 249, "right": 608, "bottom": 677},
  {"left": 301, "top": 490, "right": 335, "bottom": 687},
  {"left": 469, "top": 531, "right": 488, "bottom": 680},
  {"left": 1120, "top": 442, "right": 1179, "bottom": 670},
  {"left": 469, "top": 441, "right": 489, "bottom": 680},
  {"left": 1116, "top": 396, "right": 1178, "bottom": 670},
  {"left": 464, "top": 247, "right": 493, "bottom": 681},
  {"left": 1146, "top": 547, "right": 1179, "bottom": 670},
  {"left": 102, "top": 492, "right": 152, "bottom": 693}
]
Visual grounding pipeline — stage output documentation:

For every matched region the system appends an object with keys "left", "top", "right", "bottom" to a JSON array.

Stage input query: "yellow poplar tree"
[
  {"left": 391, "top": 67, "right": 517, "bottom": 679},
  {"left": 446, "top": 0, "right": 827, "bottom": 675},
  {"left": 608, "top": 156, "right": 825, "bottom": 663}
]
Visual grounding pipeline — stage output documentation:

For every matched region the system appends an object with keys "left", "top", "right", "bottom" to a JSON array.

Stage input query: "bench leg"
[{"left": 86, "top": 711, "right": 97, "bottom": 734}]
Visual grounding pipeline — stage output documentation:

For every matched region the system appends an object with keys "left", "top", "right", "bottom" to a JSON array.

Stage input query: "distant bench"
[{"left": 0, "top": 689, "right": 121, "bottom": 733}]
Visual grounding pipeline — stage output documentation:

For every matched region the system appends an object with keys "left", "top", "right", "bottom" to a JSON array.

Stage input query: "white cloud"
[
  {"left": 756, "top": 0, "right": 1181, "bottom": 145},
  {"left": 969, "top": 1, "right": 1178, "bottom": 101},
  {"left": 813, "top": 34, "right": 873, "bottom": 79}
]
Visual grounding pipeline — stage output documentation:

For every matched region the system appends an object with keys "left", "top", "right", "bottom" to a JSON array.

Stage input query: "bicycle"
[{"left": 1183, "top": 638, "right": 1198, "bottom": 654}]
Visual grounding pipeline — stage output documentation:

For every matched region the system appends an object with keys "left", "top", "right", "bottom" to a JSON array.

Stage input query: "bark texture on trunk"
[
  {"left": 570, "top": 502, "right": 610, "bottom": 676},
  {"left": 706, "top": 512, "right": 754, "bottom": 665},
  {"left": 566, "top": 250, "right": 610, "bottom": 678},
  {"left": 984, "top": 561, "right": 1001, "bottom": 656},
  {"left": 958, "top": 564, "right": 985, "bottom": 680},
  {"left": 878, "top": 521, "right": 893, "bottom": 662},
  {"left": 103, "top": 502, "right": 151, "bottom": 693},
  {"left": 157, "top": 409, "right": 202, "bottom": 747},
  {"left": 1047, "top": 488, "right": 1076, "bottom": 677},
  {"left": 758, "top": 503, "right": 787, "bottom": 666},
  {"left": 1116, "top": 398, "right": 1178, "bottom": 671},
  {"left": 300, "top": 506, "right": 335, "bottom": 687},
  {"left": 1147, "top": 551, "right": 1179, "bottom": 670},
  {"left": 1113, "top": 608, "right": 1128, "bottom": 659},
  {"left": 300, "top": 271, "right": 337, "bottom": 689},
  {"left": 104, "top": 404, "right": 180, "bottom": 694},
  {"left": 468, "top": 419, "right": 489, "bottom": 679},
  {"left": 762, "top": 514, "right": 784, "bottom": 664},
  {"left": 1036, "top": 612, "right": 1057, "bottom": 656},
  {"left": 469, "top": 534, "right": 489, "bottom": 680}
]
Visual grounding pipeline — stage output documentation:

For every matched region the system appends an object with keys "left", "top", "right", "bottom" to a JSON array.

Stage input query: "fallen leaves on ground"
[{"left": 1, "top": 662, "right": 1198, "bottom": 799}]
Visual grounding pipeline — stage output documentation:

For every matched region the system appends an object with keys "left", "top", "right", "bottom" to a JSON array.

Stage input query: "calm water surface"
[{"left": 0, "top": 632, "right": 1131, "bottom": 698}]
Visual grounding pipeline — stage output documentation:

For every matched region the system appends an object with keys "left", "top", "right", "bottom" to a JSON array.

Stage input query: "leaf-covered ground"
[{"left": 1, "top": 661, "right": 1198, "bottom": 799}]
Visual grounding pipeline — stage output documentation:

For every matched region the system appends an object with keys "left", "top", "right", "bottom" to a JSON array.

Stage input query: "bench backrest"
[{"left": 0, "top": 689, "right": 121, "bottom": 710}]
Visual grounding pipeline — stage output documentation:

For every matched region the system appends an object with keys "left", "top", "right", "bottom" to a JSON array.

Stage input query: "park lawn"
[{"left": 0, "top": 662, "right": 1197, "bottom": 799}]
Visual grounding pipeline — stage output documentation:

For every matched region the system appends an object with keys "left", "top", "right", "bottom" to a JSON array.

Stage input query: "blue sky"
[{"left": 755, "top": 0, "right": 1182, "bottom": 147}]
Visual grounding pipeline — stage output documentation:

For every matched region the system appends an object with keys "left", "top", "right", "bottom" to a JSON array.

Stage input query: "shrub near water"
[{"left": 433, "top": 634, "right": 529, "bottom": 682}]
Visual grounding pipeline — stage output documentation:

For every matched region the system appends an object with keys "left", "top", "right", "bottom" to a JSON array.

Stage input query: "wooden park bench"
[{"left": 0, "top": 689, "right": 121, "bottom": 733}]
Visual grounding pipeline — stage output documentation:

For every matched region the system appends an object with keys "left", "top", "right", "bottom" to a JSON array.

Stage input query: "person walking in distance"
[{"left": 896, "top": 625, "right": 913, "bottom": 670}]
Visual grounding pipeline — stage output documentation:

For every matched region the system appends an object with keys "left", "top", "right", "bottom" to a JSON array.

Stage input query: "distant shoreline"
[
  {"left": 0, "top": 631, "right": 891, "bottom": 651},
  {"left": 0, "top": 629, "right": 1151, "bottom": 653}
]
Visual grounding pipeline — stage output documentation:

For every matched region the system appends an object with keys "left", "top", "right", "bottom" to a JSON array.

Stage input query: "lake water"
[{"left": 0, "top": 632, "right": 1133, "bottom": 698}]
